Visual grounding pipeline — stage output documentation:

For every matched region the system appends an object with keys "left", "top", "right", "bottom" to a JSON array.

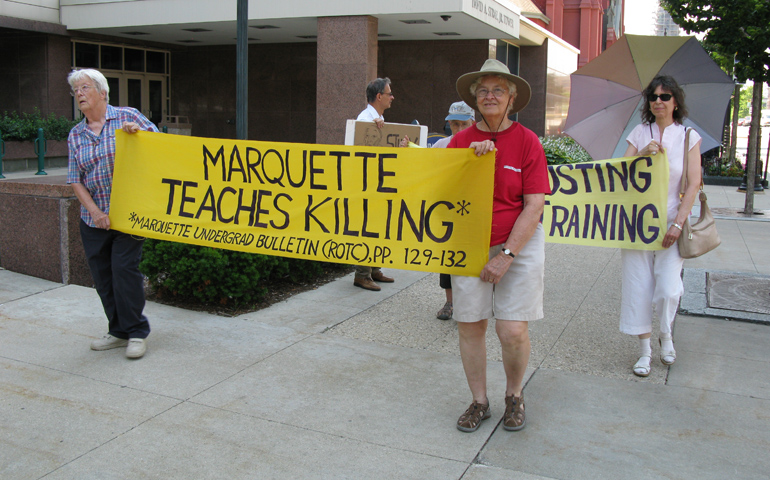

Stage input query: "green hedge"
[
  {"left": 0, "top": 109, "right": 79, "bottom": 142},
  {"left": 539, "top": 135, "right": 593, "bottom": 165},
  {"left": 139, "top": 239, "right": 344, "bottom": 307}
]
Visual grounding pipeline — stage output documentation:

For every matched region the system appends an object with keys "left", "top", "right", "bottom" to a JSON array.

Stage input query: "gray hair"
[
  {"left": 469, "top": 75, "right": 517, "bottom": 113},
  {"left": 366, "top": 77, "right": 391, "bottom": 103},
  {"left": 68, "top": 68, "right": 110, "bottom": 103}
]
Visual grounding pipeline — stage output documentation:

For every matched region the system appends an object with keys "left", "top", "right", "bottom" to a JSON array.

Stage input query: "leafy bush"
[
  {"left": 0, "top": 109, "right": 79, "bottom": 142},
  {"left": 139, "top": 239, "right": 344, "bottom": 307},
  {"left": 705, "top": 156, "right": 744, "bottom": 177},
  {"left": 539, "top": 135, "right": 593, "bottom": 165}
]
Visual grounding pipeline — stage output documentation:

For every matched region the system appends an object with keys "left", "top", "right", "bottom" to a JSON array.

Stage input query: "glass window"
[
  {"left": 74, "top": 43, "right": 99, "bottom": 68},
  {"left": 125, "top": 48, "right": 145, "bottom": 72},
  {"left": 147, "top": 51, "right": 165, "bottom": 74},
  {"left": 101, "top": 45, "right": 123, "bottom": 71},
  {"left": 127, "top": 78, "right": 142, "bottom": 110},
  {"left": 106, "top": 77, "right": 120, "bottom": 107}
]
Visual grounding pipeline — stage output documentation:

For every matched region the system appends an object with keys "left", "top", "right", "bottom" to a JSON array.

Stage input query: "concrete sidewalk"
[{"left": 1, "top": 184, "right": 770, "bottom": 479}]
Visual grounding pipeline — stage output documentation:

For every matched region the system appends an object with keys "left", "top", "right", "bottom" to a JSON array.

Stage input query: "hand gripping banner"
[{"left": 110, "top": 131, "right": 495, "bottom": 276}]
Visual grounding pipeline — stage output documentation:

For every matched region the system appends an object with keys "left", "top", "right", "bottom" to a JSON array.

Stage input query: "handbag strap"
[{"left": 679, "top": 127, "right": 691, "bottom": 196}]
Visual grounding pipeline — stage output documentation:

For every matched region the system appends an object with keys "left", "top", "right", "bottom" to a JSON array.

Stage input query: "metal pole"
[
  {"left": 236, "top": 0, "right": 248, "bottom": 140},
  {"left": 34, "top": 127, "right": 47, "bottom": 176},
  {"left": 0, "top": 129, "right": 5, "bottom": 179}
]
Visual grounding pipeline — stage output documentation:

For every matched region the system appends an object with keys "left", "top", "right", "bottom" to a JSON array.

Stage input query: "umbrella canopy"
[{"left": 564, "top": 35, "right": 734, "bottom": 161}]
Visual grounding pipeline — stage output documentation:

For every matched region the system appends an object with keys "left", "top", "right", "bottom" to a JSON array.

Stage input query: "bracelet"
[{"left": 672, "top": 223, "right": 682, "bottom": 231}]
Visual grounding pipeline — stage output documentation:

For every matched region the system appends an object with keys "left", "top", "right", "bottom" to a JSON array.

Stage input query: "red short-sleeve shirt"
[{"left": 449, "top": 123, "right": 551, "bottom": 246}]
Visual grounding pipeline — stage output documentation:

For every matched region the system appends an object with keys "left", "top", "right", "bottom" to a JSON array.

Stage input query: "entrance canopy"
[{"left": 60, "top": 0, "right": 529, "bottom": 45}]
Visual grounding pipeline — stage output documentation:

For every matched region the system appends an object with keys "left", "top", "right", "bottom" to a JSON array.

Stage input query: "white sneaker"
[
  {"left": 126, "top": 338, "right": 147, "bottom": 359},
  {"left": 91, "top": 334, "right": 128, "bottom": 351}
]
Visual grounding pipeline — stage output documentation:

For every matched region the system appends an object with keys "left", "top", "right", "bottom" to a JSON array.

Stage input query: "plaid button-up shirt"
[{"left": 67, "top": 105, "right": 158, "bottom": 227}]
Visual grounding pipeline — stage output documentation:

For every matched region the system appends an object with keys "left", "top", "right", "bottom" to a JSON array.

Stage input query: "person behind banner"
[
  {"left": 620, "top": 75, "right": 702, "bottom": 378},
  {"left": 448, "top": 59, "right": 551, "bottom": 433},
  {"left": 67, "top": 68, "right": 159, "bottom": 359},
  {"left": 353, "top": 77, "right": 396, "bottom": 291},
  {"left": 433, "top": 101, "right": 475, "bottom": 320}
]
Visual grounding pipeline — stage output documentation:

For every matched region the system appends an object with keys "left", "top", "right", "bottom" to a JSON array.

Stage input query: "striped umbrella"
[{"left": 564, "top": 35, "right": 734, "bottom": 160}]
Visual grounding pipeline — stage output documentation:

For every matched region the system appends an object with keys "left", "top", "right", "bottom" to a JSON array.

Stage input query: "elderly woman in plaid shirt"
[{"left": 67, "top": 68, "right": 158, "bottom": 359}]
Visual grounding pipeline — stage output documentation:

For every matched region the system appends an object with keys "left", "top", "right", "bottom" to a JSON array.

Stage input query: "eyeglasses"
[
  {"left": 380, "top": 91, "right": 394, "bottom": 97},
  {"left": 70, "top": 85, "right": 93, "bottom": 96},
  {"left": 647, "top": 93, "right": 673, "bottom": 102},
  {"left": 475, "top": 87, "right": 508, "bottom": 99}
]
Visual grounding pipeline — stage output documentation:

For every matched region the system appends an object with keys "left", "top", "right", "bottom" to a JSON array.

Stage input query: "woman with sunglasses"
[{"left": 620, "top": 75, "right": 702, "bottom": 377}]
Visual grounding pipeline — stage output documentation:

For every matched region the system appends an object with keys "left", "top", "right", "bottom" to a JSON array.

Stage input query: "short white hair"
[{"left": 67, "top": 68, "right": 109, "bottom": 103}]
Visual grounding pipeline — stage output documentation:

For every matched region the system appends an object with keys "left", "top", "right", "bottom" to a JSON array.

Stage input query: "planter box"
[
  {"left": 3, "top": 139, "right": 68, "bottom": 158},
  {"left": 0, "top": 175, "right": 91, "bottom": 286},
  {"left": 1, "top": 140, "right": 68, "bottom": 173},
  {"left": 703, "top": 175, "right": 743, "bottom": 187}
]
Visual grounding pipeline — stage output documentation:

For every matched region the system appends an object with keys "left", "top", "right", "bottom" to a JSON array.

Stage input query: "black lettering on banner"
[
  {"left": 592, "top": 204, "right": 611, "bottom": 240},
  {"left": 162, "top": 178, "right": 182, "bottom": 214},
  {"left": 575, "top": 164, "right": 594, "bottom": 193},
  {"left": 361, "top": 199, "right": 379, "bottom": 238},
  {"left": 329, "top": 151, "right": 349, "bottom": 191},
  {"left": 305, "top": 195, "right": 331, "bottom": 233},
  {"left": 217, "top": 186, "right": 237, "bottom": 223},
  {"left": 228, "top": 146, "right": 247, "bottom": 182},
  {"left": 425, "top": 201, "right": 454, "bottom": 243},
  {"left": 271, "top": 193, "right": 291, "bottom": 230},
  {"left": 548, "top": 202, "right": 660, "bottom": 244},
  {"left": 607, "top": 161, "right": 629, "bottom": 192},
  {"left": 637, "top": 204, "right": 659, "bottom": 243},
  {"left": 378, "top": 153, "right": 397, "bottom": 193},
  {"left": 246, "top": 147, "right": 264, "bottom": 184},
  {"left": 286, "top": 150, "right": 306, "bottom": 188},
  {"left": 355, "top": 152, "right": 376, "bottom": 192},
  {"left": 398, "top": 199, "right": 425, "bottom": 242},
  {"left": 196, "top": 185, "right": 217, "bottom": 220},
  {"left": 253, "top": 189, "right": 272, "bottom": 228},
  {"left": 309, "top": 150, "right": 326, "bottom": 190},
  {"left": 179, "top": 181, "right": 199, "bottom": 218},
  {"left": 202, "top": 145, "right": 225, "bottom": 181},
  {"left": 262, "top": 149, "right": 286, "bottom": 187},
  {"left": 630, "top": 156, "right": 652, "bottom": 193},
  {"left": 342, "top": 198, "right": 358, "bottom": 236},
  {"left": 237, "top": 189, "right": 257, "bottom": 226}
]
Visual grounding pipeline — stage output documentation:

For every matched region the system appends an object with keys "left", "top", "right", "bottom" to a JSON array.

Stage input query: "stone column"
[{"left": 316, "top": 16, "right": 378, "bottom": 145}]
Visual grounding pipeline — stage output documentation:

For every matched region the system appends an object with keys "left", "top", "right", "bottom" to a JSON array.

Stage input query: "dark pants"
[
  {"left": 80, "top": 220, "right": 150, "bottom": 339},
  {"left": 439, "top": 273, "right": 452, "bottom": 290}
]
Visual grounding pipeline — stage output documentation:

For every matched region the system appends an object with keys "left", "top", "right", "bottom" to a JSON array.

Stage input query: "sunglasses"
[{"left": 647, "top": 93, "right": 673, "bottom": 102}]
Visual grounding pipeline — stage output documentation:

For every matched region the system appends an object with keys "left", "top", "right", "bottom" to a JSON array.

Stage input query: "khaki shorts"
[{"left": 451, "top": 224, "right": 545, "bottom": 322}]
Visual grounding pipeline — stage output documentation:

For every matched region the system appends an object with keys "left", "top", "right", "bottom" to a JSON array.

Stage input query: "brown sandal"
[
  {"left": 436, "top": 302, "right": 453, "bottom": 320},
  {"left": 503, "top": 394, "right": 526, "bottom": 431},
  {"left": 457, "top": 401, "right": 491, "bottom": 432}
]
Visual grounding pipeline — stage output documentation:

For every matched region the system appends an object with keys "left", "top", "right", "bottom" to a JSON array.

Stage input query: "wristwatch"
[{"left": 502, "top": 248, "right": 515, "bottom": 259}]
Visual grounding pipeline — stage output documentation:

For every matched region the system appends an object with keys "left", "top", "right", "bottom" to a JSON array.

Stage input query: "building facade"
[{"left": 0, "top": 0, "right": 624, "bottom": 143}]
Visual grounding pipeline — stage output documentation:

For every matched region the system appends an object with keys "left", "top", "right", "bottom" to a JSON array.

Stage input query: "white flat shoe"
[
  {"left": 659, "top": 337, "right": 676, "bottom": 365},
  {"left": 633, "top": 355, "right": 651, "bottom": 377}
]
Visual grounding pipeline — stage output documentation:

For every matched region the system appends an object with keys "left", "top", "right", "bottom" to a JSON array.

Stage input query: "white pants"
[{"left": 619, "top": 245, "right": 684, "bottom": 336}]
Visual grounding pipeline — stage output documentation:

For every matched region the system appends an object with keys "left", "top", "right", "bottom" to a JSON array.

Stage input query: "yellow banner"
[
  {"left": 543, "top": 154, "right": 669, "bottom": 250},
  {"left": 110, "top": 131, "right": 494, "bottom": 276}
]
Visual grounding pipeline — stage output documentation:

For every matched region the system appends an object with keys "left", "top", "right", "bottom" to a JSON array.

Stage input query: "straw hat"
[{"left": 456, "top": 59, "right": 531, "bottom": 114}]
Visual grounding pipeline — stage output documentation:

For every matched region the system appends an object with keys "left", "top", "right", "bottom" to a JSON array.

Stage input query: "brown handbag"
[{"left": 677, "top": 128, "right": 721, "bottom": 258}]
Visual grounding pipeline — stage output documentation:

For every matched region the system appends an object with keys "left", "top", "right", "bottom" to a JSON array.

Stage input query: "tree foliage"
[{"left": 660, "top": 0, "right": 770, "bottom": 84}]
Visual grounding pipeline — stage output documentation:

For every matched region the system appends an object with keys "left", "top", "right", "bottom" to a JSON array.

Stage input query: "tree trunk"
[
  {"left": 729, "top": 84, "right": 740, "bottom": 162},
  {"left": 744, "top": 83, "right": 763, "bottom": 214}
]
